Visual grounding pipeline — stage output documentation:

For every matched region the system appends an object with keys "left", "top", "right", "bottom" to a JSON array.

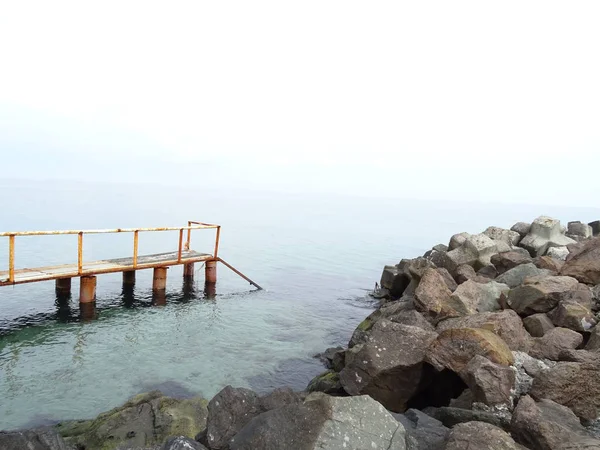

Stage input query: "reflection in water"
[
  {"left": 79, "top": 303, "right": 97, "bottom": 322},
  {"left": 204, "top": 282, "right": 216, "bottom": 300},
  {"left": 54, "top": 291, "right": 73, "bottom": 323},
  {"left": 122, "top": 284, "right": 136, "bottom": 308},
  {"left": 152, "top": 289, "right": 167, "bottom": 306}
]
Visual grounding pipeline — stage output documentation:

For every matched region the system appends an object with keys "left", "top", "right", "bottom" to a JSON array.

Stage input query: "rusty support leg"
[
  {"left": 183, "top": 263, "right": 195, "bottom": 280},
  {"left": 56, "top": 278, "right": 72, "bottom": 295},
  {"left": 153, "top": 267, "right": 168, "bottom": 291},
  {"left": 123, "top": 270, "right": 136, "bottom": 287},
  {"left": 205, "top": 260, "right": 217, "bottom": 284},
  {"left": 80, "top": 276, "right": 97, "bottom": 303}
]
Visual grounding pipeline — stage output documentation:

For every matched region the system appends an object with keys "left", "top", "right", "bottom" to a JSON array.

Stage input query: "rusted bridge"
[{"left": 0, "top": 221, "right": 261, "bottom": 304}]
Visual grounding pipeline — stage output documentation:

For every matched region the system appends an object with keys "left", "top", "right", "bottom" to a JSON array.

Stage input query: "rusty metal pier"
[{"left": 0, "top": 221, "right": 262, "bottom": 304}]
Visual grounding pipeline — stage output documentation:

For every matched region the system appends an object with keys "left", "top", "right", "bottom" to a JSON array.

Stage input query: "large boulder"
[
  {"left": 506, "top": 275, "right": 580, "bottom": 315},
  {"left": 528, "top": 327, "right": 583, "bottom": 360},
  {"left": 414, "top": 269, "right": 463, "bottom": 324},
  {"left": 380, "top": 265, "right": 411, "bottom": 299},
  {"left": 530, "top": 362, "right": 600, "bottom": 421},
  {"left": 519, "top": 216, "right": 576, "bottom": 257},
  {"left": 437, "top": 310, "right": 532, "bottom": 352},
  {"left": 462, "top": 355, "right": 515, "bottom": 407},
  {"left": 483, "top": 227, "right": 521, "bottom": 253},
  {"left": 495, "top": 263, "right": 552, "bottom": 288},
  {"left": 449, "top": 232, "right": 470, "bottom": 251},
  {"left": 162, "top": 436, "right": 208, "bottom": 450},
  {"left": 585, "top": 325, "right": 600, "bottom": 351},
  {"left": 445, "top": 421, "right": 521, "bottom": 450},
  {"left": 394, "top": 409, "right": 448, "bottom": 450},
  {"left": 491, "top": 251, "right": 533, "bottom": 275},
  {"left": 0, "top": 428, "right": 70, "bottom": 450},
  {"left": 425, "top": 328, "right": 514, "bottom": 375},
  {"left": 340, "top": 320, "right": 437, "bottom": 412},
  {"left": 511, "top": 395, "right": 600, "bottom": 450},
  {"left": 57, "top": 391, "right": 208, "bottom": 450},
  {"left": 449, "top": 280, "right": 509, "bottom": 313},
  {"left": 589, "top": 220, "right": 600, "bottom": 236},
  {"left": 567, "top": 221, "right": 593, "bottom": 241},
  {"left": 561, "top": 237, "right": 600, "bottom": 285},
  {"left": 533, "top": 256, "right": 564, "bottom": 274},
  {"left": 204, "top": 386, "right": 263, "bottom": 450},
  {"left": 441, "top": 234, "right": 498, "bottom": 274},
  {"left": 424, "top": 407, "right": 511, "bottom": 431},
  {"left": 522, "top": 313, "right": 555, "bottom": 337},
  {"left": 511, "top": 222, "right": 531, "bottom": 239},
  {"left": 547, "top": 301, "right": 596, "bottom": 332},
  {"left": 229, "top": 394, "right": 407, "bottom": 450}
]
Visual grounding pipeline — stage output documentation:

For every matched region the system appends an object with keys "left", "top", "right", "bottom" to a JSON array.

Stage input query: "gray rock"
[
  {"left": 533, "top": 256, "right": 564, "bottom": 274},
  {"left": 491, "top": 251, "right": 533, "bottom": 275},
  {"left": 442, "top": 234, "right": 498, "bottom": 274},
  {"left": 589, "top": 221, "right": 600, "bottom": 237},
  {"left": 568, "top": 221, "right": 593, "bottom": 240},
  {"left": 511, "top": 395, "right": 600, "bottom": 450},
  {"left": 507, "top": 275, "right": 580, "bottom": 315},
  {"left": 511, "top": 222, "right": 531, "bottom": 239},
  {"left": 530, "top": 362, "right": 600, "bottom": 421},
  {"left": 586, "top": 325, "right": 600, "bottom": 351},
  {"left": 315, "top": 347, "right": 344, "bottom": 369},
  {"left": 477, "top": 265, "right": 498, "bottom": 280},
  {"left": 519, "top": 216, "right": 576, "bottom": 257},
  {"left": 449, "top": 390, "right": 474, "bottom": 409},
  {"left": 523, "top": 313, "right": 555, "bottom": 337},
  {"left": 496, "top": 263, "right": 552, "bottom": 288},
  {"left": 484, "top": 226, "right": 521, "bottom": 248},
  {"left": 0, "top": 428, "right": 70, "bottom": 450},
  {"left": 449, "top": 232, "right": 470, "bottom": 251},
  {"left": 424, "top": 407, "right": 511, "bottom": 431},
  {"left": 205, "top": 386, "right": 263, "bottom": 450},
  {"left": 455, "top": 264, "right": 478, "bottom": 284},
  {"left": 340, "top": 320, "right": 437, "bottom": 412},
  {"left": 450, "top": 280, "right": 509, "bottom": 314},
  {"left": 394, "top": 409, "right": 448, "bottom": 450},
  {"left": 162, "top": 436, "right": 207, "bottom": 450},
  {"left": 548, "top": 301, "right": 597, "bottom": 332},
  {"left": 259, "top": 387, "right": 303, "bottom": 411},
  {"left": 462, "top": 355, "right": 515, "bottom": 407},
  {"left": 546, "top": 246, "right": 569, "bottom": 261},
  {"left": 433, "top": 243, "right": 449, "bottom": 253},
  {"left": 528, "top": 327, "right": 583, "bottom": 361},
  {"left": 306, "top": 370, "right": 345, "bottom": 395},
  {"left": 435, "top": 267, "right": 458, "bottom": 292},
  {"left": 561, "top": 237, "right": 600, "bottom": 285},
  {"left": 414, "top": 268, "right": 462, "bottom": 324},
  {"left": 511, "top": 351, "right": 555, "bottom": 398},
  {"left": 437, "top": 310, "right": 532, "bottom": 352},
  {"left": 380, "top": 265, "right": 411, "bottom": 299},
  {"left": 445, "top": 421, "right": 521, "bottom": 450},
  {"left": 229, "top": 394, "right": 406, "bottom": 450}
]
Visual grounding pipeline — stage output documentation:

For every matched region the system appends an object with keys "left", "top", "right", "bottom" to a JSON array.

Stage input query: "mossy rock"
[
  {"left": 56, "top": 391, "right": 208, "bottom": 450},
  {"left": 306, "top": 370, "right": 345, "bottom": 395}
]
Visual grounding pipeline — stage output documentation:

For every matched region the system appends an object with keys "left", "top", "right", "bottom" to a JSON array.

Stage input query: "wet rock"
[
  {"left": 380, "top": 265, "right": 411, "bottom": 299},
  {"left": 496, "top": 263, "right": 552, "bottom": 289},
  {"left": 462, "top": 355, "right": 515, "bottom": 407},
  {"left": 523, "top": 313, "right": 555, "bottom": 337},
  {"left": 445, "top": 421, "right": 521, "bottom": 450},
  {"left": 394, "top": 408, "right": 449, "bottom": 450},
  {"left": 162, "top": 436, "right": 207, "bottom": 450},
  {"left": 506, "top": 275, "right": 579, "bottom": 315},
  {"left": 424, "top": 406, "right": 511, "bottom": 431},
  {"left": 57, "top": 391, "right": 208, "bottom": 450},
  {"left": 511, "top": 222, "right": 531, "bottom": 239},
  {"left": 530, "top": 362, "right": 600, "bottom": 421},
  {"left": 306, "top": 370, "right": 345, "bottom": 395},
  {"left": 314, "top": 346, "right": 344, "bottom": 369},
  {"left": 491, "top": 251, "right": 533, "bottom": 275},
  {"left": 548, "top": 301, "right": 596, "bottom": 332},
  {"left": 561, "top": 237, "right": 600, "bottom": 285},
  {"left": 229, "top": 394, "right": 406, "bottom": 450},
  {"left": 414, "top": 268, "right": 462, "bottom": 324},
  {"left": 437, "top": 310, "right": 532, "bottom": 352},
  {"left": 528, "top": 327, "right": 583, "bottom": 360},
  {"left": 425, "top": 328, "right": 514, "bottom": 375},
  {"left": 519, "top": 216, "right": 576, "bottom": 257},
  {"left": 259, "top": 387, "right": 304, "bottom": 411},
  {"left": 511, "top": 395, "right": 600, "bottom": 450},
  {"left": 204, "top": 386, "right": 263, "bottom": 450},
  {"left": 340, "top": 320, "right": 437, "bottom": 412},
  {"left": 533, "top": 256, "right": 564, "bottom": 274},
  {"left": 0, "top": 428, "right": 70, "bottom": 450},
  {"left": 450, "top": 280, "right": 509, "bottom": 314}
]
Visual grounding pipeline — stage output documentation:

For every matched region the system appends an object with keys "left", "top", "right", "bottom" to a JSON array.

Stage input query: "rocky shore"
[{"left": 4, "top": 216, "right": 600, "bottom": 450}]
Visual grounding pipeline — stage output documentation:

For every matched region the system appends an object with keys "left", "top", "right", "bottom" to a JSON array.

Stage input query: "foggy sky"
[{"left": 1, "top": 1, "right": 599, "bottom": 205}]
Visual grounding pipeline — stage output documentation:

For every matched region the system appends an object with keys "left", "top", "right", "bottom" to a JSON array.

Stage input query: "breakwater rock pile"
[{"left": 3, "top": 216, "right": 600, "bottom": 450}]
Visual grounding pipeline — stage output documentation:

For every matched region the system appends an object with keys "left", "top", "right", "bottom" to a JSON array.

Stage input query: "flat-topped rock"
[{"left": 519, "top": 216, "right": 576, "bottom": 257}]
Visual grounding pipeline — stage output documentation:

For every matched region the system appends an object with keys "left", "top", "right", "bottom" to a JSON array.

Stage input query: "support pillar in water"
[
  {"left": 123, "top": 270, "right": 136, "bottom": 287},
  {"left": 153, "top": 267, "right": 168, "bottom": 291},
  {"left": 205, "top": 260, "right": 217, "bottom": 284},
  {"left": 183, "top": 263, "right": 195, "bottom": 280},
  {"left": 79, "top": 276, "right": 97, "bottom": 303},
  {"left": 56, "top": 278, "right": 72, "bottom": 295}
]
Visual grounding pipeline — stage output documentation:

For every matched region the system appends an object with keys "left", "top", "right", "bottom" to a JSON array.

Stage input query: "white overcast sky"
[{"left": 1, "top": 1, "right": 599, "bottom": 205}]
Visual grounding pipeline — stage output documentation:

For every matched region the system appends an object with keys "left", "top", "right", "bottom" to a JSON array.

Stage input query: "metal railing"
[{"left": 1, "top": 222, "right": 221, "bottom": 284}]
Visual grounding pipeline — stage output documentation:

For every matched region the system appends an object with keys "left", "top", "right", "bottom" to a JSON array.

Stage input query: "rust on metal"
[
  {"left": 8, "top": 235, "right": 15, "bottom": 283},
  {"left": 217, "top": 257, "right": 263, "bottom": 290},
  {"left": 77, "top": 232, "right": 83, "bottom": 275},
  {"left": 177, "top": 228, "right": 184, "bottom": 263},
  {"left": 214, "top": 226, "right": 221, "bottom": 259},
  {"left": 133, "top": 230, "right": 139, "bottom": 268},
  {"left": 0, "top": 224, "right": 217, "bottom": 237},
  {"left": 185, "top": 221, "right": 192, "bottom": 251}
]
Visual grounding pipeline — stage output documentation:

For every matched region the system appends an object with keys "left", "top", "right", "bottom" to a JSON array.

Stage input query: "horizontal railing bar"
[{"left": 0, "top": 225, "right": 218, "bottom": 237}]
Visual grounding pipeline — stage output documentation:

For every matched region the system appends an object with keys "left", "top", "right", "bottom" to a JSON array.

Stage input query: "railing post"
[
  {"left": 8, "top": 235, "right": 15, "bottom": 283},
  {"left": 185, "top": 221, "right": 191, "bottom": 251},
  {"left": 77, "top": 232, "right": 83, "bottom": 275},
  {"left": 133, "top": 230, "right": 139, "bottom": 268},
  {"left": 214, "top": 226, "right": 221, "bottom": 258},
  {"left": 177, "top": 228, "right": 184, "bottom": 263}
]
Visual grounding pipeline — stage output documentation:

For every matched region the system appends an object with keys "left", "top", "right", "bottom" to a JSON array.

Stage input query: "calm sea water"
[{"left": 0, "top": 178, "right": 598, "bottom": 430}]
